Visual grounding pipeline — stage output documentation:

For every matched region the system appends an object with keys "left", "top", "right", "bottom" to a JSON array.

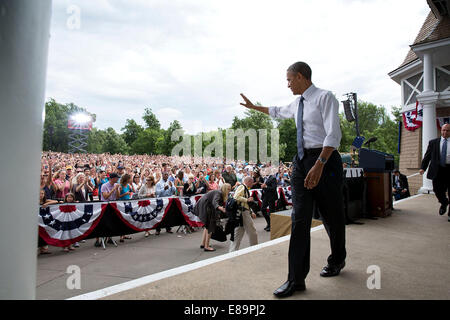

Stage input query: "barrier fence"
[{"left": 38, "top": 187, "right": 293, "bottom": 247}]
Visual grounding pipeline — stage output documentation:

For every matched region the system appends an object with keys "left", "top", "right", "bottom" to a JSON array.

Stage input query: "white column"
[
  {"left": 418, "top": 52, "right": 439, "bottom": 193},
  {"left": 0, "top": 0, "right": 52, "bottom": 299}
]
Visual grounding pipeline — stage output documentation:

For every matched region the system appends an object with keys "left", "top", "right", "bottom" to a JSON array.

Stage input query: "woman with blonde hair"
[
  {"left": 193, "top": 183, "right": 231, "bottom": 252},
  {"left": 54, "top": 169, "right": 70, "bottom": 201}
]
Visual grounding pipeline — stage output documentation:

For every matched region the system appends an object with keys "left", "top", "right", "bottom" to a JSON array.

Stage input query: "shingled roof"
[{"left": 391, "top": 9, "right": 450, "bottom": 73}]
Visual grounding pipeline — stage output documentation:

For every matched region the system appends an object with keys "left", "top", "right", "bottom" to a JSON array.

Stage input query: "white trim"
[
  {"left": 393, "top": 193, "right": 424, "bottom": 205},
  {"left": 389, "top": 59, "right": 422, "bottom": 83},
  {"left": 403, "top": 74, "right": 423, "bottom": 106},
  {"left": 411, "top": 38, "right": 450, "bottom": 54},
  {"left": 68, "top": 223, "right": 324, "bottom": 300}
]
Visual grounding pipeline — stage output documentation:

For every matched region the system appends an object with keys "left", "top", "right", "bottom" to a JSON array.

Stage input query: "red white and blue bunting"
[
  {"left": 38, "top": 187, "right": 293, "bottom": 247},
  {"left": 402, "top": 101, "right": 450, "bottom": 131},
  {"left": 38, "top": 203, "right": 105, "bottom": 247},
  {"left": 112, "top": 198, "right": 171, "bottom": 231}
]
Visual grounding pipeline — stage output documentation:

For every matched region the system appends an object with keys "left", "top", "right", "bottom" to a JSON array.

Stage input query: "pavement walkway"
[{"left": 98, "top": 194, "right": 450, "bottom": 300}]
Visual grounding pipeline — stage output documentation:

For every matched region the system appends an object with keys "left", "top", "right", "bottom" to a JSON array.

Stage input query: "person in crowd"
[
  {"left": 84, "top": 167, "right": 95, "bottom": 201},
  {"left": 392, "top": 169, "right": 410, "bottom": 201},
  {"left": 229, "top": 176, "right": 258, "bottom": 252},
  {"left": 207, "top": 171, "right": 219, "bottom": 191},
  {"left": 132, "top": 174, "right": 142, "bottom": 195},
  {"left": 222, "top": 165, "right": 240, "bottom": 190},
  {"left": 54, "top": 169, "right": 70, "bottom": 201},
  {"left": 97, "top": 170, "right": 108, "bottom": 199},
  {"left": 62, "top": 193, "right": 78, "bottom": 252},
  {"left": 174, "top": 171, "right": 185, "bottom": 196},
  {"left": 252, "top": 168, "right": 264, "bottom": 189},
  {"left": 39, "top": 189, "right": 59, "bottom": 254},
  {"left": 40, "top": 161, "right": 56, "bottom": 200},
  {"left": 155, "top": 172, "right": 176, "bottom": 197},
  {"left": 117, "top": 165, "right": 126, "bottom": 180},
  {"left": 183, "top": 174, "right": 198, "bottom": 196},
  {"left": 214, "top": 170, "right": 225, "bottom": 188},
  {"left": 141, "top": 168, "right": 152, "bottom": 185},
  {"left": 236, "top": 168, "right": 244, "bottom": 183},
  {"left": 420, "top": 123, "right": 450, "bottom": 220},
  {"left": 196, "top": 171, "right": 209, "bottom": 194},
  {"left": 240, "top": 61, "right": 346, "bottom": 297},
  {"left": 118, "top": 173, "right": 133, "bottom": 242},
  {"left": 168, "top": 168, "right": 177, "bottom": 183},
  {"left": 155, "top": 171, "right": 175, "bottom": 235},
  {"left": 261, "top": 167, "right": 278, "bottom": 232},
  {"left": 138, "top": 176, "right": 157, "bottom": 237},
  {"left": 193, "top": 183, "right": 231, "bottom": 252},
  {"left": 119, "top": 173, "right": 133, "bottom": 200},
  {"left": 95, "top": 172, "right": 121, "bottom": 247},
  {"left": 72, "top": 173, "right": 89, "bottom": 202},
  {"left": 65, "top": 166, "right": 73, "bottom": 182},
  {"left": 138, "top": 176, "right": 156, "bottom": 199}
]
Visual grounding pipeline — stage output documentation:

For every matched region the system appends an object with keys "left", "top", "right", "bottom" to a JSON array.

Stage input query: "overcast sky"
[{"left": 45, "top": 0, "right": 430, "bottom": 134}]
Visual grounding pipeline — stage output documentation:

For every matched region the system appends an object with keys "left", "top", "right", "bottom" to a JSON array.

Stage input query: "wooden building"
[{"left": 388, "top": 0, "right": 450, "bottom": 195}]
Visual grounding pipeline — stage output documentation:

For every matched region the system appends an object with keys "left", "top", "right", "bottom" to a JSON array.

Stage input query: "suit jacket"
[
  {"left": 262, "top": 175, "right": 278, "bottom": 200},
  {"left": 392, "top": 174, "right": 410, "bottom": 197},
  {"left": 421, "top": 138, "right": 442, "bottom": 180}
]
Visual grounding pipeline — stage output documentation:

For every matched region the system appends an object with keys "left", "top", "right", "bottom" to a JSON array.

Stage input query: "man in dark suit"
[
  {"left": 392, "top": 169, "right": 410, "bottom": 201},
  {"left": 420, "top": 123, "right": 450, "bottom": 217},
  {"left": 260, "top": 167, "right": 278, "bottom": 231}
]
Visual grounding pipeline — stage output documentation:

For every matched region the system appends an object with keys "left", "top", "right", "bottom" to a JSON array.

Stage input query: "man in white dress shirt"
[{"left": 240, "top": 61, "right": 346, "bottom": 297}]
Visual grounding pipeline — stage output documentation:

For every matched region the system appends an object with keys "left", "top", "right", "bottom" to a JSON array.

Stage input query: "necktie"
[
  {"left": 441, "top": 138, "right": 447, "bottom": 167},
  {"left": 297, "top": 96, "right": 305, "bottom": 160}
]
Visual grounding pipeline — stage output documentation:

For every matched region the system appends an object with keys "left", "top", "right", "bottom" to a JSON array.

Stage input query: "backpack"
[{"left": 224, "top": 195, "right": 242, "bottom": 241}]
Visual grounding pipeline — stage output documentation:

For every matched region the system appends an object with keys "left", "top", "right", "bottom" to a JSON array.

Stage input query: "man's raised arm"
[{"left": 240, "top": 93, "right": 269, "bottom": 115}]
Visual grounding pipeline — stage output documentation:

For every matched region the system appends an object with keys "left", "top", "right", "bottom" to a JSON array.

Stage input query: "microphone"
[{"left": 364, "top": 137, "right": 377, "bottom": 145}]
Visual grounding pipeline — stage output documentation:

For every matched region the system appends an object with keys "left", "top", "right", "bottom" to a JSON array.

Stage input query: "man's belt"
[{"left": 304, "top": 148, "right": 322, "bottom": 155}]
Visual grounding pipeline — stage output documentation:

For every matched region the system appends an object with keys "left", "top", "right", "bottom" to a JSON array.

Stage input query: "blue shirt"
[
  {"left": 155, "top": 179, "right": 176, "bottom": 197},
  {"left": 119, "top": 184, "right": 131, "bottom": 200}
]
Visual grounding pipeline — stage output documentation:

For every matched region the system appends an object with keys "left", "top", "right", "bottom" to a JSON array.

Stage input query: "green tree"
[
  {"left": 275, "top": 118, "right": 296, "bottom": 163},
  {"left": 131, "top": 128, "right": 162, "bottom": 155},
  {"left": 142, "top": 107, "right": 161, "bottom": 130},
  {"left": 121, "top": 119, "right": 144, "bottom": 146},
  {"left": 102, "top": 127, "right": 129, "bottom": 155},
  {"left": 87, "top": 128, "right": 108, "bottom": 154},
  {"left": 161, "top": 120, "right": 183, "bottom": 155},
  {"left": 230, "top": 107, "right": 276, "bottom": 163}
]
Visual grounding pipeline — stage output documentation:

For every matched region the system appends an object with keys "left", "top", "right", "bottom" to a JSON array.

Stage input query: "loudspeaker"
[{"left": 342, "top": 100, "right": 355, "bottom": 122}]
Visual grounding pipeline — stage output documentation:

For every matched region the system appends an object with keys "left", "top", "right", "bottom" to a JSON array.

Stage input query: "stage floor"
[{"left": 70, "top": 194, "right": 450, "bottom": 300}]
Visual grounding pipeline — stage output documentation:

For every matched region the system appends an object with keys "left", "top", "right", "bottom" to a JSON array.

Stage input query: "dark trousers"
[
  {"left": 288, "top": 149, "right": 346, "bottom": 284},
  {"left": 261, "top": 194, "right": 276, "bottom": 227},
  {"left": 432, "top": 165, "right": 450, "bottom": 207}
]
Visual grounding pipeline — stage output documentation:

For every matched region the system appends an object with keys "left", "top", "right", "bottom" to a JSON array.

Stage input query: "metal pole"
[
  {"left": 353, "top": 93, "right": 360, "bottom": 137},
  {"left": 0, "top": 0, "right": 52, "bottom": 299}
]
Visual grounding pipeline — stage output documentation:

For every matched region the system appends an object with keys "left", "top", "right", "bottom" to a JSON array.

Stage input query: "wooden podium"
[{"left": 364, "top": 171, "right": 393, "bottom": 217}]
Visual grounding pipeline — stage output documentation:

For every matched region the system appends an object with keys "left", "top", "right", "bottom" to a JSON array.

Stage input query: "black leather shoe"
[
  {"left": 320, "top": 261, "right": 345, "bottom": 277},
  {"left": 439, "top": 204, "right": 448, "bottom": 215},
  {"left": 273, "top": 280, "right": 306, "bottom": 298}
]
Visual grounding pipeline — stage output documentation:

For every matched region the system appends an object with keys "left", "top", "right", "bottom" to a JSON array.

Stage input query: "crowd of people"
[
  {"left": 38, "top": 151, "right": 293, "bottom": 254},
  {"left": 39, "top": 152, "right": 292, "bottom": 203}
]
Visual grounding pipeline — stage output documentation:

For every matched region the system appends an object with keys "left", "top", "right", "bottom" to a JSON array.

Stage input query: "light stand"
[{"left": 68, "top": 112, "right": 92, "bottom": 153}]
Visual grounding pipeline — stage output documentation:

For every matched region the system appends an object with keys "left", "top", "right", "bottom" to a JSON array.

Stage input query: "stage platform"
[{"left": 71, "top": 194, "right": 450, "bottom": 300}]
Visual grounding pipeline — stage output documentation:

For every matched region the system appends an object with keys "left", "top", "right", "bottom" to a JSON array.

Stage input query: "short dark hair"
[{"left": 287, "top": 61, "right": 312, "bottom": 80}]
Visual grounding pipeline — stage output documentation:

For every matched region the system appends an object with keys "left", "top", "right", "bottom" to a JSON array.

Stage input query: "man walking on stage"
[
  {"left": 420, "top": 123, "right": 450, "bottom": 220},
  {"left": 240, "top": 61, "right": 346, "bottom": 298}
]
